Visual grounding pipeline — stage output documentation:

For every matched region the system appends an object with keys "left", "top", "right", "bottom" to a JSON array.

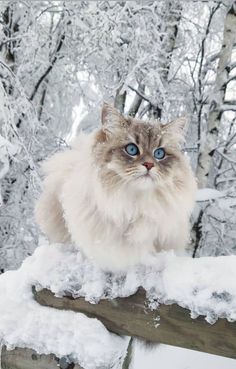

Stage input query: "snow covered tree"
[
  {"left": 0, "top": 1, "right": 80, "bottom": 269},
  {"left": 196, "top": 2, "right": 236, "bottom": 188},
  {"left": 192, "top": 2, "right": 236, "bottom": 257},
  {"left": 0, "top": 0, "right": 236, "bottom": 270}
]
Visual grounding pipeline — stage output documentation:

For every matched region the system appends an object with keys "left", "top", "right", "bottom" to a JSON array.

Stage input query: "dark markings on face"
[
  {"left": 93, "top": 118, "right": 186, "bottom": 190},
  {"left": 96, "top": 123, "right": 180, "bottom": 162},
  {"left": 157, "top": 155, "right": 175, "bottom": 173},
  {"left": 134, "top": 133, "right": 140, "bottom": 145}
]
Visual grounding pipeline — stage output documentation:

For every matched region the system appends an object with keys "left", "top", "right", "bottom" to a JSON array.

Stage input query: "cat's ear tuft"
[
  {"left": 101, "top": 103, "right": 128, "bottom": 135},
  {"left": 162, "top": 117, "right": 188, "bottom": 142}
]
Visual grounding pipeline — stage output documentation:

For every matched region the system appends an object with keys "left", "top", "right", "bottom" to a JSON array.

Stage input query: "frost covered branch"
[{"left": 196, "top": 2, "right": 236, "bottom": 188}]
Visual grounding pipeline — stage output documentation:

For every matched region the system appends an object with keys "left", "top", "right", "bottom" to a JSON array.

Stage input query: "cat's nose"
[{"left": 142, "top": 162, "right": 154, "bottom": 171}]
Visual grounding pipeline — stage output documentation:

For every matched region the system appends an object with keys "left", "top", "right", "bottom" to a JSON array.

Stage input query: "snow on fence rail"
[
  {"left": 1, "top": 243, "right": 236, "bottom": 368},
  {"left": 34, "top": 287, "right": 236, "bottom": 359}
]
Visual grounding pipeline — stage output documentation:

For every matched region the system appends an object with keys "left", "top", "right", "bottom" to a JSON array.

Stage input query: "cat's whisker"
[
  {"left": 100, "top": 171, "right": 124, "bottom": 188},
  {"left": 125, "top": 172, "right": 139, "bottom": 177},
  {"left": 125, "top": 169, "right": 138, "bottom": 174}
]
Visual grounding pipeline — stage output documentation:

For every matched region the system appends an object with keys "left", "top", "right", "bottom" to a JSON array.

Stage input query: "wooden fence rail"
[
  {"left": 34, "top": 287, "right": 236, "bottom": 359},
  {"left": 0, "top": 346, "right": 83, "bottom": 369},
  {"left": 1, "top": 287, "right": 236, "bottom": 369}
]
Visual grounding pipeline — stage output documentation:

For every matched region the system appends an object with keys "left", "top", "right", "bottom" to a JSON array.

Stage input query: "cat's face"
[{"left": 93, "top": 104, "right": 190, "bottom": 193}]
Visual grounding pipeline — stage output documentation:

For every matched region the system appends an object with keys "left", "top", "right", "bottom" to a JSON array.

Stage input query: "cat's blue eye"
[
  {"left": 154, "top": 147, "right": 165, "bottom": 160},
  {"left": 125, "top": 143, "right": 139, "bottom": 156}
]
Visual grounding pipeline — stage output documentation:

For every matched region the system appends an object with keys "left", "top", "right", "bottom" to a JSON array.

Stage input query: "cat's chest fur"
[
  {"left": 61, "top": 172, "right": 186, "bottom": 271},
  {"left": 100, "top": 191, "right": 183, "bottom": 249}
]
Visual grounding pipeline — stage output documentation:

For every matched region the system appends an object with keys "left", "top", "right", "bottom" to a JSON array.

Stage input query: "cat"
[{"left": 35, "top": 103, "right": 197, "bottom": 271}]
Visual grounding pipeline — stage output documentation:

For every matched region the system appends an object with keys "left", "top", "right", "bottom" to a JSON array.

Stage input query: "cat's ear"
[
  {"left": 162, "top": 117, "right": 188, "bottom": 142},
  {"left": 101, "top": 103, "right": 128, "bottom": 135}
]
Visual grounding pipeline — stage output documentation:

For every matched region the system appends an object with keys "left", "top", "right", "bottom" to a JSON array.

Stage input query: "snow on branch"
[{"left": 196, "top": 3, "right": 236, "bottom": 188}]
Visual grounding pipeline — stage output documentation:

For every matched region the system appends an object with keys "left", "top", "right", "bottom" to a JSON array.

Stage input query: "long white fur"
[{"left": 36, "top": 131, "right": 197, "bottom": 271}]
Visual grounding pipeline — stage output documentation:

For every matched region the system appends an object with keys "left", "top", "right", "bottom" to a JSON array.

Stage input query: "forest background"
[{"left": 0, "top": 0, "right": 236, "bottom": 273}]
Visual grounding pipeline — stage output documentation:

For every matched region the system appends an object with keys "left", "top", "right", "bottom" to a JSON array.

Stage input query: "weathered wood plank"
[
  {"left": 1, "top": 346, "right": 83, "bottom": 369},
  {"left": 34, "top": 287, "right": 236, "bottom": 360}
]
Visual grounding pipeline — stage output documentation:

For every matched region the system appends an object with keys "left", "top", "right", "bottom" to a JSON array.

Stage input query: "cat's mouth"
[
  {"left": 138, "top": 171, "right": 155, "bottom": 181},
  {"left": 132, "top": 171, "right": 157, "bottom": 189}
]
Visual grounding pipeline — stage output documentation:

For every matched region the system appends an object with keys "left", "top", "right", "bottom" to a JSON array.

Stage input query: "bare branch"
[
  {"left": 220, "top": 104, "right": 236, "bottom": 112},
  {"left": 216, "top": 149, "right": 236, "bottom": 164},
  {"left": 29, "top": 32, "right": 65, "bottom": 102},
  {"left": 127, "top": 84, "right": 152, "bottom": 105},
  {"left": 128, "top": 82, "right": 145, "bottom": 117}
]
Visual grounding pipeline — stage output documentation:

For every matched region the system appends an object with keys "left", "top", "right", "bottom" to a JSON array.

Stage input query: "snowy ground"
[
  {"left": 132, "top": 344, "right": 236, "bottom": 369},
  {"left": 0, "top": 242, "right": 236, "bottom": 368}
]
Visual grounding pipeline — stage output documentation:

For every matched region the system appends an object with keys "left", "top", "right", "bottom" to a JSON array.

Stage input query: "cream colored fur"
[{"left": 36, "top": 105, "right": 197, "bottom": 271}]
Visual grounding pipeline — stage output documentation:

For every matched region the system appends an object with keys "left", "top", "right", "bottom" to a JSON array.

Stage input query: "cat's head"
[{"left": 93, "top": 103, "right": 192, "bottom": 193}]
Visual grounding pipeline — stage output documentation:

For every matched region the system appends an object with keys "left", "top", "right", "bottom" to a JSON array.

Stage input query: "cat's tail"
[{"left": 35, "top": 150, "right": 76, "bottom": 243}]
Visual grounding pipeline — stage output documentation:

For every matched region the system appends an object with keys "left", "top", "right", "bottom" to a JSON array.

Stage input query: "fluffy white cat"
[{"left": 35, "top": 104, "right": 197, "bottom": 271}]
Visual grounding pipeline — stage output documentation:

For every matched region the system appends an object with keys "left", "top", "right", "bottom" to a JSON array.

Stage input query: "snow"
[
  {"left": 29, "top": 243, "right": 236, "bottom": 324},
  {"left": 132, "top": 344, "right": 236, "bottom": 369},
  {"left": 0, "top": 244, "right": 129, "bottom": 369},
  {"left": 0, "top": 242, "right": 236, "bottom": 367},
  {"left": 196, "top": 188, "right": 224, "bottom": 202}
]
